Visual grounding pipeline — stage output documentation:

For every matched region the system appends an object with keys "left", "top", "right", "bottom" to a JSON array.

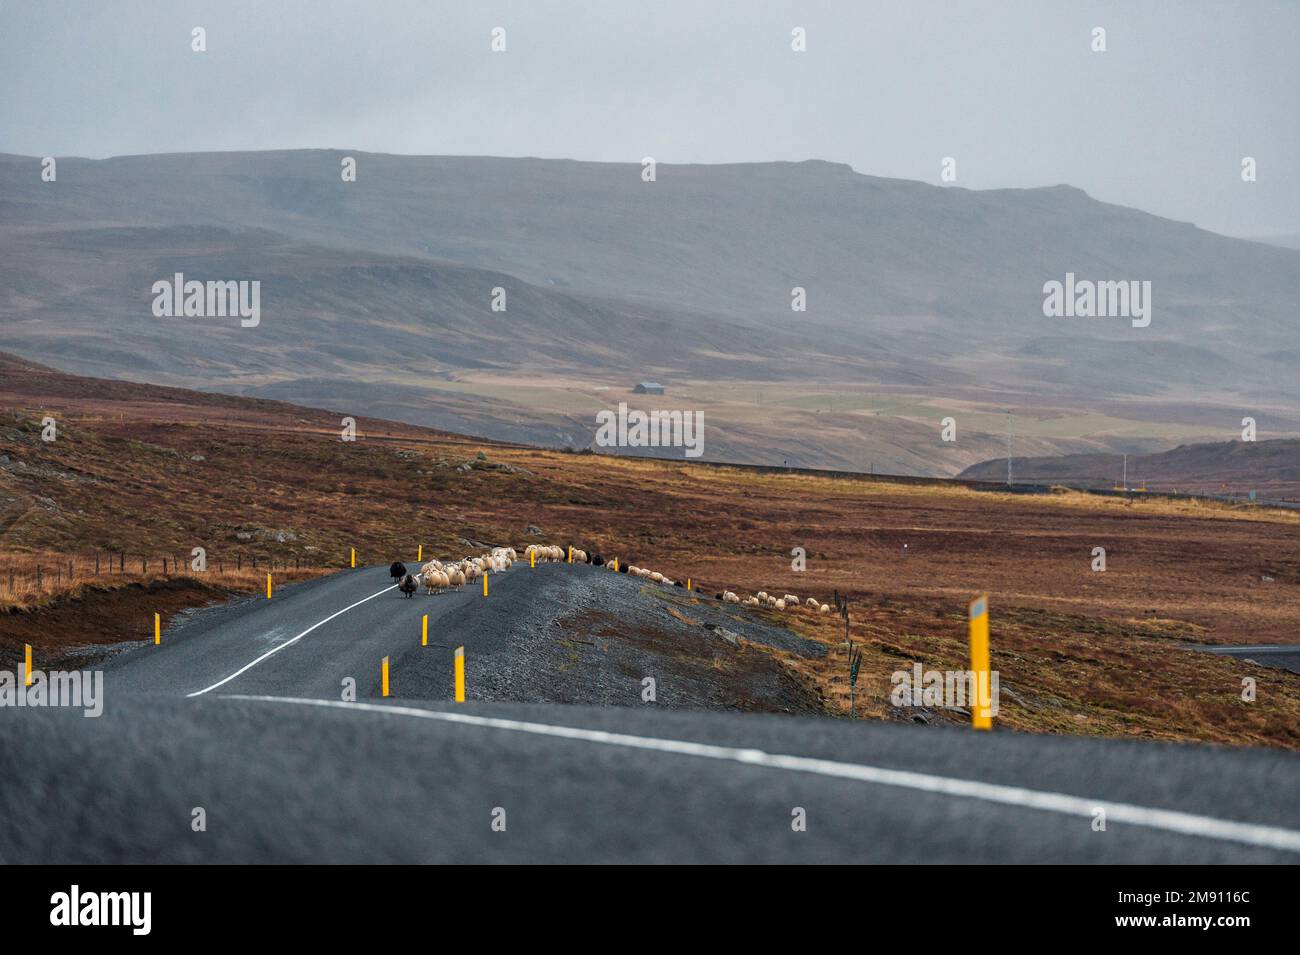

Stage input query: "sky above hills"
[{"left": 2, "top": 0, "right": 1297, "bottom": 237}]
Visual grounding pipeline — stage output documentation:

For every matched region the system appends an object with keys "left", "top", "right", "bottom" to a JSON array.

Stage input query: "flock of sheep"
[
  {"left": 626, "top": 562, "right": 831, "bottom": 614},
  {"left": 390, "top": 542, "right": 832, "bottom": 617},
  {"left": 718, "top": 588, "right": 831, "bottom": 614},
  {"left": 391, "top": 543, "right": 592, "bottom": 596}
]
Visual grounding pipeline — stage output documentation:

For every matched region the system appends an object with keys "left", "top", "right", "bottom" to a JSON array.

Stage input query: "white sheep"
[
  {"left": 774, "top": 598, "right": 787, "bottom": 611},
  {"left": 805, "top": 596, "right": 819, "bottom": 608},
  {"left": 819, "top": 603, "right": 830, "bottom": 613}
]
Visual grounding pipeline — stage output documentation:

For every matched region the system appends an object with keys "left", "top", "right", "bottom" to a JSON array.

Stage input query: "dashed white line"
[
  {"left": 218, "top": 694, "right": 1300, "bottom": 854},
  {"left": 186, "top": 585, "right": 396, "bottom": 697}
]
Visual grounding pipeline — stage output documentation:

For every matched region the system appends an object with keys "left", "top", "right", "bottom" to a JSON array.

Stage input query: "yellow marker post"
[
  {"left": 454, "top": 646, "right": 465, "bottom": 702},
  {"left": 568, "top": 546, "right": 573, "bottom": 563},
  {"left": 382, "top": 656, "right": 390, "bottom": 697},
  {"left": 687, "top": 578, "right": 691, "bottom": 591},
  {"left": 422, "top": 614, "right": 428, "bottom": 647},
  {"left": 350, "top": 548, "right": 356, "bottom": 569},
  {"left": 969, "top": 594, "right": 992, "bottom": 730},
  {"left": 154, "top": 612, "right": 161, "bottom": 645},
  {"left": 24, "top": 644, "right": 32, "bottom": 687},
  {"left": 530, "top": 550, "right": 535, "bottom": 568},
  {"left": 483, "top": 572, "right": 489, "bottom": 597},
  {"left": 266, "top": 573, "right": 272, "bottom": 599},
  {"left": 612, "top": 558, "right": 619, "bottom": 573},
  {"left": 418, "top": 544, "right": 423, "bottom": 562}
]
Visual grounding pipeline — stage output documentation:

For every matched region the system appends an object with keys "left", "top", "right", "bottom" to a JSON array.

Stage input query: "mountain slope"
[
  {"left": 4, "top": 150, "right": 1300, "bottom": 471},
  {"left": 960, "top": 438, "right": 1300, "bottom": 498}
]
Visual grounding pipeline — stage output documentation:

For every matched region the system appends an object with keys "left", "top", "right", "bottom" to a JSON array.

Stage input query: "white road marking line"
[
  {"left": 218, "top": 695, "right": 1300, "bottom": 854},
  {"left": 186, "top": 585, "right": 396, "bottom": 697}
]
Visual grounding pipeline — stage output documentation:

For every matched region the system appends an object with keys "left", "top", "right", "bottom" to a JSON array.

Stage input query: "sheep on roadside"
[
  {"left": 819, "top": 603, "right": 830, "bottom": 613},
  {"left": 423, "top": 569, "right": 449, "bottom": 595},
  {"left": 448, "top": 567, "right": 466, "bottom": 590},
  {"left": 774, "top": 598, "right": 787, "bottom": 611},
  {"left": 399, "top": 574, "right": 418, "bottom": 598},
  {"left": 783, "top": 594, "right": 800, "bottom": 607},
  {"left": 805, "top": 596, "right": 819, "bottom": 608},
  {"left": 722, "top": 591, "right": 740, "bottom": 604},
  {"left": 389, "top": 562, "right": 407, "bottom": 583}
]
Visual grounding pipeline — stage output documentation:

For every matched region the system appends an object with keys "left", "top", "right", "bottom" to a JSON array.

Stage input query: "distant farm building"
[{"left": 633, "top": 381, "right": 666, "bottom": 395}]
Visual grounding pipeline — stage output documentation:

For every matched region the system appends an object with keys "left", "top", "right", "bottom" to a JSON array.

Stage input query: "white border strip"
[
  {"left": 219, "top": 695, "right": 1300, "bottom": 854},
  {"left": 186, "top": 586, "right": 396, "bottom": 697}
]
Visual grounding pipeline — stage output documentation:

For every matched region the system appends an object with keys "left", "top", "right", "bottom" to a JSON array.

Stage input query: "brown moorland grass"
[{"left": 2, "top": 356, "right": 1298, "bottom": 749}]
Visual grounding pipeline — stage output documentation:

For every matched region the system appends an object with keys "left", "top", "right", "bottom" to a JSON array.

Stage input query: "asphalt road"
[
  {"left": 3, "top": 562, "right": 1299, "bottom": 863},
  {"left": 1196, "top": 644, "right": 1300, "bottom": 675}
]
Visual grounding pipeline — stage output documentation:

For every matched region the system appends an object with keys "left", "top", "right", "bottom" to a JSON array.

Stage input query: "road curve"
[{"left": 3, "top": 562, "right": 1298, "bottom": 863}]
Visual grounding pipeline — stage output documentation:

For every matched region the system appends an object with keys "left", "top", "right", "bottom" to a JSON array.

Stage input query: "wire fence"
[{"left": 0, "top": 550, "right": 317, "bottom": 607}]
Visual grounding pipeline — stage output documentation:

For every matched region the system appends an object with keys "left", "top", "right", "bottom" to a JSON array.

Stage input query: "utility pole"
[
  {"left": 1122, "top": 453, "right": 1127, "bottom": 492},
  {"left": 1006, "top": 412, "right": 1013, "bottom": 486}
]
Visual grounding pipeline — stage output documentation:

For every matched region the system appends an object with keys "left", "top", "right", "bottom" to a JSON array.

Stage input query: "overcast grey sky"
[{"left": 2, "top": 0, "right": 1296, "bottom": 236}]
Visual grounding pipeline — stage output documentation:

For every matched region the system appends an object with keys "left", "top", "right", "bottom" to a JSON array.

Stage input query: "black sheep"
[
  {"left": 398, "top": 574, "right": 417, "bottom": 598},
  {"left": 591, "top": 554, "right": 604, "bottom": 566},
  {"left": 619, "top": 563, "right": 629, "bottom": 574},
  {"left": 389, "top": 561, "right": 407, "bottom": 582}
]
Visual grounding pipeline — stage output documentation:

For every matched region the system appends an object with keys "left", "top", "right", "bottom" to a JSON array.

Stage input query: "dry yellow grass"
[{"left": 3, "top": 361, "right": 1299, "bottom": 748}]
